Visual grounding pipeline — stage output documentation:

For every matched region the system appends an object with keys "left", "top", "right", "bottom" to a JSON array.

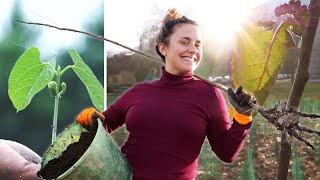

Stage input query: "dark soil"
[{"left": 37, "top": 131, "right": 96, "bottom": 179}]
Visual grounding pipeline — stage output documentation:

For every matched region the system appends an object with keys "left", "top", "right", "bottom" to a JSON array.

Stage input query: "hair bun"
[{"left": 164, "top": 8, "right": 183, "bottom": 21}]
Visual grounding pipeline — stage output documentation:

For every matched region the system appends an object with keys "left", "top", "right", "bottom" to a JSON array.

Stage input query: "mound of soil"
[{"left": 37, "top": 131, "right": 95, "bottom": 179}]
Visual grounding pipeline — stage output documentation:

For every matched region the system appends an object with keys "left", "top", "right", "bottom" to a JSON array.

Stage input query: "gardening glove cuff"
[
  {"left": 233, "top": 110, "right": 252, "bottom": 125},
  {"left": 227, "top": 86, "right": 256, "bottom": 117},
  {"left": 76, "top": 108, "right": 105, "bottom": 132}
]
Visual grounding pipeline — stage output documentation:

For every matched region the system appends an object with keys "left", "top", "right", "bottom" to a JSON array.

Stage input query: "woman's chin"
[{"left": 180, "top": 66, "right": 195, "bottom": 74}]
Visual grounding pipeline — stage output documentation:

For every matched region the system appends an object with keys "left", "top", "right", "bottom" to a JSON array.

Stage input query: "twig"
[
  {"left": 295, "top": 111, "right": 320, "bottom": 119},
  {"left": 192, "top": 74, "right": 228, "bottom": 92},
  {"left": 16, "top": 20, "right": 161, "bottom": 62}
]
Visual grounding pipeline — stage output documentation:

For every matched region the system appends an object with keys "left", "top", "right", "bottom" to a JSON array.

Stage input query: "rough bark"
[{"left": 276, "top": 0, "right": 320, "bottom": 179}]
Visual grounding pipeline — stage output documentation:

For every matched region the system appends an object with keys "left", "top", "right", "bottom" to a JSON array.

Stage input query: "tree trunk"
[{"left": 276, "top": 1, "right": 320, "bottom": 179}]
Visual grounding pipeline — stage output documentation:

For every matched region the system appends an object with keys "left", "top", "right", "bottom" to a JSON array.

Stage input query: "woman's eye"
[
  {"left": 181, "top": 41, "right": 188, "bottom": 45},
  {"left": 195, "top": 44, "right": 201, "bottom": 49}
]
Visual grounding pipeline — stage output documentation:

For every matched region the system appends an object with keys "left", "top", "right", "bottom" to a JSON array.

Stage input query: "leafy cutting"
[{"left": 9, "top": 47, "right": 104, "bottom": 142}]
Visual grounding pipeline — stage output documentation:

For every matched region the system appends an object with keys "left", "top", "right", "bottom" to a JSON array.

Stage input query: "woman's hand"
[
  {"left": 227, "top": 86, "right": 256, "bottom": 116},
  {"left": 76, "top": 108, "right": 105, "bottom": 132}
]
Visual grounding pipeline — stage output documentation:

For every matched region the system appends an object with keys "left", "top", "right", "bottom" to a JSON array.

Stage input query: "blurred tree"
[
  {"left": 0, "top": 0, "right": 46, "bottom": 155},
  {"left": 138, "top": 25, "right": 159, "bottom": 58},
  {"left": 280, "top": 48, "right": 299, "bottom": 83},
  {"left": 107, "top": 28, "right": 163, "bottom": 90}
]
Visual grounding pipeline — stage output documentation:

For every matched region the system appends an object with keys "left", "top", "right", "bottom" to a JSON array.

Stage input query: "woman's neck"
[{"left": 164, "top": 65, "right": 193, "bottom": 76}]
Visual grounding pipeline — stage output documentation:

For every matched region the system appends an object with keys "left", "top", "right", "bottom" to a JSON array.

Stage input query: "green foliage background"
[{"left": 0, "top": 1, "right": 104, "bottom": 155}]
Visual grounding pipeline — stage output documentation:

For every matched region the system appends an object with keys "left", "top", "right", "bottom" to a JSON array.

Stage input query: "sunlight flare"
[{"left": 192, "top": 0, "right": 271, "bottom": 46}]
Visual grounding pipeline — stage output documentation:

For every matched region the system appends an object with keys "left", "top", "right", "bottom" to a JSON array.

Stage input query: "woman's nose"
[{"left": 187, "top": 44, "right": 197, "bottom": 53}]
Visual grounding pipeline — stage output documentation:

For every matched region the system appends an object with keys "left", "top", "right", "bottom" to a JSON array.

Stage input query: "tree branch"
[{"left": 16, "top": 20, "right": 161, "bottom": 62}]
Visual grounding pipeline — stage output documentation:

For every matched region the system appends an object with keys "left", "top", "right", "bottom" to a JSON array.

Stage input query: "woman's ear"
[{"left": 158, "top": 43, "right": 167, "bottom": 56}]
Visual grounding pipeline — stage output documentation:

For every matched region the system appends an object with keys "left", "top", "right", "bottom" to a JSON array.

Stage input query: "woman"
[{"left": 77, "top": 9, "right": 255, "bottom": 180}]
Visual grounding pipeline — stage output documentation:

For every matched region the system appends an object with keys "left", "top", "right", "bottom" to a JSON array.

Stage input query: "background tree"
[{"left": 277, "top": 0, "right": 319, "bottom": 179}]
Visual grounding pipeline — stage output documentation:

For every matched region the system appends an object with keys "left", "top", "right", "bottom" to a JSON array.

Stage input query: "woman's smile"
[{"left": 158, "top": 23, "right": 202, "bottom": 75}]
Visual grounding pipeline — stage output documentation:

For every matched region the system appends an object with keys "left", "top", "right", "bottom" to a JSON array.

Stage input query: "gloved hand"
[
  {"left": 76, "top": 108, "right": 105, "bottom": 132},
  {"left": 227, "top": 86, "right": 256, "bottom": 124}
]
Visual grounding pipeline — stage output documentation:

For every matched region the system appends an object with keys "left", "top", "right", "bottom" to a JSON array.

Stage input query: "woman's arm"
[{"left": 206, "top": 88, "right": 252, "bottom": 163}]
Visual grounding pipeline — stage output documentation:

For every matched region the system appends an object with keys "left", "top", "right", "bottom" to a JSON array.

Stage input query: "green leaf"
[
  {"left": 231, "top": 21, "right": 295, "bottom": 106},
  {"left": 8, "top": 47, "right": 55, "bottom": 112},
  {"left": 69, "top": 49, "right": 104, "bottom": 112},
  {"left": 48, "top": 55, "right": 57, "bottom": 69}
]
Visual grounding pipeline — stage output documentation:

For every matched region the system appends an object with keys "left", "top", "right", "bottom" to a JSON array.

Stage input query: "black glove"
[{"left": 227, "top": 86, "right": 256, "bottom": 116}]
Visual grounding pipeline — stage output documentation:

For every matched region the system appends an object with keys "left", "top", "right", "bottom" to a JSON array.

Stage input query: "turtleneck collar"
[{"left": 157, "top": 66, "right": 194, "bottom": 86}]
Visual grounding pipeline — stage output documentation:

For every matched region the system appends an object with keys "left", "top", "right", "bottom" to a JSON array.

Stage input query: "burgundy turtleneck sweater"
[{"left": 103, "top": 67, "right": 251, "bottom": 180}]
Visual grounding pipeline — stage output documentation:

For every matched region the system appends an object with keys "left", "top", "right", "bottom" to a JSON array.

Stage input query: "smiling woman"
[
  {"left": 156, "top": 12, "right": 202, "bottom": 75},
  {"left": 79, "top": 8, "right": 256, "bottom": 180}
]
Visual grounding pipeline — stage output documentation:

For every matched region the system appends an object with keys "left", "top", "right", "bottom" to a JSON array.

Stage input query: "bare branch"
[
  {"left": 295, "top": 111, "right": 320, "bottom": 119},
  {"left": 16, "top": 20, "right": 162, "bottom": 62}
]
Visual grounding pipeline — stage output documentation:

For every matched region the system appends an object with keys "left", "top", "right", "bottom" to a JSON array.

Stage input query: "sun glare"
[{"left": 192, "top": 0, "right": 270, "bottom": 46}]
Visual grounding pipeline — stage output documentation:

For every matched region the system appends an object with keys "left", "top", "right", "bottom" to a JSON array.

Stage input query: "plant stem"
[
  {"left": 51, "top": 93, "right": 60, "bottom": 143},
  {"left": 51, "top": 71, "right": 61, "bottom": 143},
  {"left": 60, "top": 65, "right": 74, "bottom": 76}
]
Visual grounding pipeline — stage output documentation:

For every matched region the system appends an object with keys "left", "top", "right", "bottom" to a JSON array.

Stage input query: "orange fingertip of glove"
[
  {"left": 76, "top": 108, "right": 99, "bottom": 126},
  {"left": 234, "top": 110, "right": 252, "bottom": 125}
]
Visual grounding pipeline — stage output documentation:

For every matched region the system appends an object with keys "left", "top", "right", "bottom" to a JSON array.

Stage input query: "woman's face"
[{"left": 159, "top": 23, "right": 202, "bottom": 75}]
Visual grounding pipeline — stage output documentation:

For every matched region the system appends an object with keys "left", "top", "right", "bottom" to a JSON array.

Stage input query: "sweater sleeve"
[
  {"left": 102, "top": 86, "right": 136, "bottom": 133},
  {"left": 206, "top": 87, "right": 251, "bottom": 163}
]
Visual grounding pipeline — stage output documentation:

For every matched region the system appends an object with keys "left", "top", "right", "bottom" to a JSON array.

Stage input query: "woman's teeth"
[{"left": 182, "top": 57, "right": 195, "bottom": 62}]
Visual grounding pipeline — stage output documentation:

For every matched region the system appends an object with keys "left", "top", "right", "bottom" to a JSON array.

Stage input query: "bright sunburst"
[{"left": 191, "top": 0, "right": 271, "bottom": 46}]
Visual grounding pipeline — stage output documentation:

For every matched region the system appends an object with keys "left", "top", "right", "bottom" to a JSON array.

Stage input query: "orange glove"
[
  {"left": 76, "top": 108, "right": 105, "bottom": 131},
  {"left": 233, "top": 110, "right": 252, "bottom": 125}
]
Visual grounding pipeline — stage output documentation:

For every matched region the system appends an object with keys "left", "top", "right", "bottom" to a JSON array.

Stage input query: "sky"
[
  {"left": 1, "top": 0, "right": 304, "bottom": 57},
  {"left": 104, "top": 0, "right": 278, "bottom": 55},
  {"left": 0, "top": 0, "right": 103, "bottom": 59}
]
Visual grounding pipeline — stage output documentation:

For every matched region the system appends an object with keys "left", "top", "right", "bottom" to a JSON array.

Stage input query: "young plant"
[
  {"left": 198, "top": 140, "right": 221, "bottom": 179},
  {"left": 8, "top": 47, "right": 104, "bottom": 143},
  {"left": 291, "top": 143, "right": 304, "bottom": 180},
  {"left": 239, "top": 147, "right": 256, "bottom": 180}
]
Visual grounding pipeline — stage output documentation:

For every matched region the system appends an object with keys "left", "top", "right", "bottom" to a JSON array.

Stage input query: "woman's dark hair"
[{"left": 155, "top": 9, "right": 198, "bottom": 62}]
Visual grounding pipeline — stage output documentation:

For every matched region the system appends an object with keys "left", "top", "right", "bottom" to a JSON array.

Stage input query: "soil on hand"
[{"left": 37, "top": 131, "right": 96, "bottom": 179}]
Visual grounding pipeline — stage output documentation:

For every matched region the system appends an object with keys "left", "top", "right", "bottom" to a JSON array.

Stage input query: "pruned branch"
[{"left": 16, "top": 20, "right": 161, "bottom": 62}]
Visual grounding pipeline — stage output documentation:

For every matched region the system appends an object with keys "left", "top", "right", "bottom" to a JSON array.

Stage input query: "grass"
[{"left": 269, "top": 80, "right": 320, "bottom": 97}]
